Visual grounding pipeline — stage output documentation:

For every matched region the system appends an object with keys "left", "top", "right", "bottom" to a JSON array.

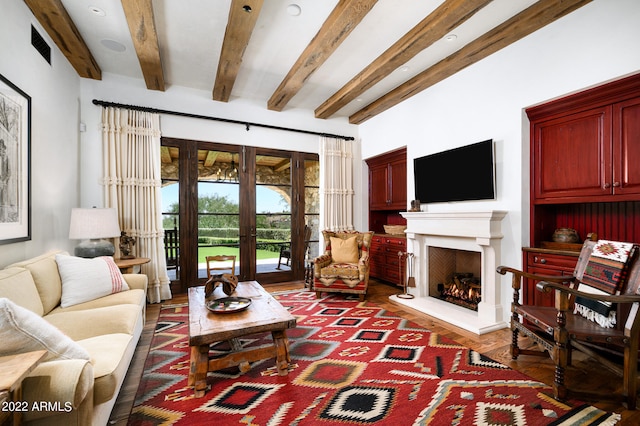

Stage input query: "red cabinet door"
[
  {"left": 388, "top": 158, "right": 407, "bottom": 210},
  {"left": 369, "top": 163, "right": 389, "bottom": 210},
  {"left": 613, "top": 97, "right": 640, "bottom": 196},
  {"left": 533, "top": 106, "right": 611, "bottom": 200}
]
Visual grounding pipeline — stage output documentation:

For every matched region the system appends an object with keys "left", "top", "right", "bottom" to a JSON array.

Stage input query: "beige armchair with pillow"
[
  {"left": 314, "top": 230, "right": 374, "bottom": 301},
  {"left": 0, "top": 250, "right": 147, "bottom": 426}
]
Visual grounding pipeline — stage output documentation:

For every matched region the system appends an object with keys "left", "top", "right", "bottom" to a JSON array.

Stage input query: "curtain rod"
[{"left": 92, "top": 99, "right": 355, "bottom": 141}]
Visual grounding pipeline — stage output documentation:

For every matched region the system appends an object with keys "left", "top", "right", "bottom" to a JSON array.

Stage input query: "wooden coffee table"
[
  {"left": 0, "top": 349, "right": 47, "bottom": 425},
  {"left": 187, "top": 281, "right": 296, "bottom": 397}
]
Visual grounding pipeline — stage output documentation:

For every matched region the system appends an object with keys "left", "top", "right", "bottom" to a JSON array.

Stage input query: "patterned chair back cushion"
[{"left": 321, "top": 230, "right": 373, "bottom": 259}]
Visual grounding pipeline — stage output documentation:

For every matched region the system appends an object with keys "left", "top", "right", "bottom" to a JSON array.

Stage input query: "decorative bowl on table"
[{"left": 206, "top": 297, "right": 251, "bottom": 313}]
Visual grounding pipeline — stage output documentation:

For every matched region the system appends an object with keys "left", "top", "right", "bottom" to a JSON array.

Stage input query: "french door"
[{"left": 160, "top": 138, "right": 318, "bottom": 293}]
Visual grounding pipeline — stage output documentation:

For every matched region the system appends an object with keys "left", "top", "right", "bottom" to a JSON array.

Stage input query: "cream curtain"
[
  {"left": 102, "top": 107, "right": 172, "bottom": 303},
  {"left": 320, "top": 136, "right": 354, "bottom": 231}
]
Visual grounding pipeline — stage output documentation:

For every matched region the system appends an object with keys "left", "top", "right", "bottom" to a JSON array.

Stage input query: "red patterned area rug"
[{"left": 128, "top": 291, "right": 620, "bottom": 425}]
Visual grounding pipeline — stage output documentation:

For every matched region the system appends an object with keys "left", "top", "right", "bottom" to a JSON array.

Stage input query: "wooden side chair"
[
  {"left": 277, "top": 225, "right": 312, "bottom": 270},
  {"left": 204, "top": 255, "right": 238, "bottom": 297},
  {"left": 206, "top": 255, "right": 236, "bottom": 278},
  {"left": 164, "top": 227, "right": 179, "bottom": 270},
  {"left": 497, "top": 238, "right": 640, "bottom": 409}
]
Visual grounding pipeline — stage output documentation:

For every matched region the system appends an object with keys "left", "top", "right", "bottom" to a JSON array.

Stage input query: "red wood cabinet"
[
  {"left": 367, "top": 148, "right": 407, "bottom": 211},
  {"left": 532, "top": 100, "right": 640, "bottom": 203},
  {"left": 523, "top": 73, "right": 640, "bottom": 308},
  {"left": 613, "top": 96, "right": 640, "bottom": 196},
  {"left": 527, "top": 73, "right": 640, "bottom": 250},
  {"left": 370, "top": 235, "right": 406, "bottom": 286},
  {"left": 532, "top": 106, "right": 610, "bottom": 200},
  {"left": 522, "top": 249, "right": 579, "bottom": 307}
]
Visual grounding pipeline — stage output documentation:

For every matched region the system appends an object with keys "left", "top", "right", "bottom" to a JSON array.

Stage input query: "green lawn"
[{"left": 197, "top": 246, "right": 279, "bottom": 263}]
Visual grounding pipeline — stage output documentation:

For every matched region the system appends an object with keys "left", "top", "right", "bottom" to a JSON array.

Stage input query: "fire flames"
[{"left": 438, "top": 273, "right": 481, "bottom": 311}]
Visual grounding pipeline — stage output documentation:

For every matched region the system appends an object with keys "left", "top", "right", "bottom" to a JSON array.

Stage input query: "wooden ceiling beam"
[
  {"left": 213, "top": 0, "right": 264, "bottom": 102},
  {"left": 267, "top": 0, "right": 378, "bottom": 112},
  {"left": 349, "top": 0, "right": 593, "bottom": 124},
  {"left": 160, "top": 146, "right": 172, "bottom": 164},
  {"left": 23, "top": 0, "right": 101, "bottom": 79},
  {"left": 121, "top": 0, "right": 165, "bottom": 91},
  {"left": 204, "top": 151, "right": 219, "bottom": 167},
  {"left": 273, "top": 160, "right": 291, "bottom": 172},
  {"left": 315, "top": 0, "right": 492, "bottom": 119}
]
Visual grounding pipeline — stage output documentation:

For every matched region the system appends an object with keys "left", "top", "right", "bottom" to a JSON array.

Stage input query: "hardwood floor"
[{"left": 109, "top": 279, "right": 640, "bottom": 425}]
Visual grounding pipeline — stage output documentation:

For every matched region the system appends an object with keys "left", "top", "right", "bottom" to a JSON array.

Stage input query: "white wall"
[
  {"left": 0, "top": 1, "right": 81, "bottom": 266},
  {"left": 359, "top": 0, "right": 640, "bottom": 324}
]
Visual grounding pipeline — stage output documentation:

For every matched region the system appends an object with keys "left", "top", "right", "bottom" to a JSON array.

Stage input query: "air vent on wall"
[{"left": 31, "top": 25, "right": 51, "bottom": 65}]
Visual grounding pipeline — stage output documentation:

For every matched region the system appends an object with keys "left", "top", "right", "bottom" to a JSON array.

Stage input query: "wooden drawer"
[
  {"left": 385, "top": 267, "right": 402, "bottom": 283},
  {"left": 523, "top": 250, "right": 579, "bottom": 307},
  {"left": 384, "top": 237, "right": 406, "bottom": 251},
  {"left": 371, "top": 235, "right": 385, "bottom": 245},
  {"left": 369, "top": 263, "right": 385, "bottom": 277},
  {"left": 385, "top": 253, "right": 402, "bottom": 269},
  {"left": 369, "top": 243, "right": 385, "bottom": 256},
  {"left": 369, "top": 234, "right": 406, "bottom": 286},
  {"left": 526, "top": 252, "right": 577, "bottom": 272}
]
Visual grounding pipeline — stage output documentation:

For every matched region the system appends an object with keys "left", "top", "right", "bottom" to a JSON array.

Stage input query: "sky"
[{"left": 161, "top": 182, "right": 287, "bottom": 213}]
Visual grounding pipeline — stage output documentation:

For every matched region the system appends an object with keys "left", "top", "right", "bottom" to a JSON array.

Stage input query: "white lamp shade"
[{"left": 69, "top": 208, "right": 121, "bottom": 240}]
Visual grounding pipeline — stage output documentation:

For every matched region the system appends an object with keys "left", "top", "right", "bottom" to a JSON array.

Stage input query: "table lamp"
[{"left": 69, "top": 207, "right": 121, "bottom": 258}]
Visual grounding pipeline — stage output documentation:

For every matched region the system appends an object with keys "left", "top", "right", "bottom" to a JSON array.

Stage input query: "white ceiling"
[{"left": 58, "top": 0, "right": 540, "bottom": 118}]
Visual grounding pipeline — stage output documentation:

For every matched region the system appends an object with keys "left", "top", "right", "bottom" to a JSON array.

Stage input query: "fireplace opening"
[
  {"left": 437, "top": 272, "right": 481, "bottom": 311},
  {"left": 428, "top": 247, "right": 481, "bottom": 311}
]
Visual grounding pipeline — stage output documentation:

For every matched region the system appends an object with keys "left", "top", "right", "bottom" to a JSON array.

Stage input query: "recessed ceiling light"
[
  {"left": 399, "top": 65, "right": 410, "bottom": 72},
  {"left": 287, "top": 4, "right": 302, "bottom": 16},
  {"left": 100, "top": 39, "right": 126, "bottom": 52},
  {"left": 88, "top": 6, "right": 106, "bottom": 16},
  {"left": 445, "top": 34, "right": 458, "bottom": 41}
]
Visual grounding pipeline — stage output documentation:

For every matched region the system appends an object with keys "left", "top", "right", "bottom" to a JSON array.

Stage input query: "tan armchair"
[{"left": 313, "top": 230, "right": 373, "bottom": 301}]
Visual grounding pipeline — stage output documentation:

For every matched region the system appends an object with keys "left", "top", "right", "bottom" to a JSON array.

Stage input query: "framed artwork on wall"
[{"left": 0, "top": 73, "right": 31, "bottom": 244}]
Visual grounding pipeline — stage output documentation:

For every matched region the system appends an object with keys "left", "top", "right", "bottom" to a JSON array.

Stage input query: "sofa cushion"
[
  {"left": 0, "top": 267, "right": 44, "bottom": 316},
  {"left": 77, "top": 333, "right": 134, "bottom": 404},
  {"left": 330, "top": 236, "right": 359, "bottom": 263},
  {"left": 10, "top": 250, "right": 67, "bottom": 315},
  {"left": 0, "top": 298, "right": 91, "bottom": 362},
  {"left": 321, "top": 263, "right": 360, "bottom": 279},
  {"left": 48, "top": 288, "right": 146, "bottom": 314},
  {"left": 45, "top": 304, "right": 142, "bottom": 340},
  {"left": 23, "top": 359, "right": 93, "bottom": 420},
  {"left": 55, "top": 254, "right": 130, "bottom": 308}
]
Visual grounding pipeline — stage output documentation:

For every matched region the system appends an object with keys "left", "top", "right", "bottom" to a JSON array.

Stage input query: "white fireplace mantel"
[
  {"left": 391, "top": 210, "right": 508, "bottom": 335},
  {"left": 401, "top": 211, "right": 507, "bottom": 240}
]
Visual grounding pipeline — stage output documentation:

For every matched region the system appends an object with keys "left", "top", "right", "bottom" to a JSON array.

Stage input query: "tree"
[{"left": 163, "top": 193, "right": 239, "bottom": 230}]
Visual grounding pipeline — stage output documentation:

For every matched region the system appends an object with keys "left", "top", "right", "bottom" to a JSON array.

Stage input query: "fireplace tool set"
[{"left": 397, "top": 251, "right": 415, "bottom": 299}]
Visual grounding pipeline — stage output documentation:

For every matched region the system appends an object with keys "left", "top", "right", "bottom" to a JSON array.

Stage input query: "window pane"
[
  {"left": 304, "top": 158, "right": 320, "bottom": 259},
  {"left": 161, "top": 145, "right": 180, "bottom": 280},
  {"left": 256, "top": 155, "right": 291, "bottom": 272},
  {"left": 197, "top": 149, "right": 240, "bottom": 278}
]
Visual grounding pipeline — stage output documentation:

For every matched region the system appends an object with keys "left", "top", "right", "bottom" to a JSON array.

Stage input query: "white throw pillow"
[
  {"left": 0, "top": 297, "right": 91, "bottom": 361},
  {"left": 56, "top": 255, "right": 129, "bottom": 308}
]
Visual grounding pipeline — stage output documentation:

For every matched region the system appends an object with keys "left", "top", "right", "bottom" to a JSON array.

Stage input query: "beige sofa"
[{"left": 0, "top": 250, "right": 147, "bottom": 426}]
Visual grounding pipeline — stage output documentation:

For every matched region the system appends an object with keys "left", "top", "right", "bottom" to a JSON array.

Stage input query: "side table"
[
  {"left": 114, "top": 257, "right": 150, "bottom": 274},
  {"left": 0, "top": 350, "right": 47, "bottom": 425}
]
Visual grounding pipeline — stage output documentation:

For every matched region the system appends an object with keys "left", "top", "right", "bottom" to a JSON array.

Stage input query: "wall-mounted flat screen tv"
[{"left": 414, "top": 139, "right": 495, "bottom": 204}]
